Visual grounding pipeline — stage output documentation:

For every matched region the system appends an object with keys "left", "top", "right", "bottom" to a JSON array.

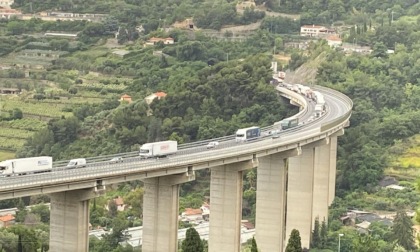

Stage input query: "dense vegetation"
[
  {"left": 17, "top": 52, "right": 294, "bottom": 159},
  {"left": 315, "top": 22, "right": 420, "bottom": 191}
]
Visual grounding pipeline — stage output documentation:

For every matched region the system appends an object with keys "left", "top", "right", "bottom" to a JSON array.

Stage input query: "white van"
[{"left": 67, "top": 158, "right": 87, "bottom": 168}]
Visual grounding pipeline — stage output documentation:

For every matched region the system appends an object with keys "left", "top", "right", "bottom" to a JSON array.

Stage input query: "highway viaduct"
[{"left": 0, "top": 85, "right": 352, "bottom": 252}]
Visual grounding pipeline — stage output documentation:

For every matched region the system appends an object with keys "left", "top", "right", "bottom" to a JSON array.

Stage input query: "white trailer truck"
[
  {"left": 139, "top": 141, "right": 178, "bottom": 158},
  {"left": 0, "top": 156, "right": 53, "bottom": 176},
  {"left": 315, "top": 104, "right": 325, "bottom": 117}
]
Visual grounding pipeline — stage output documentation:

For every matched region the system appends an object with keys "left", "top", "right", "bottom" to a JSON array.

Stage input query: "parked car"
[
  {"left": 110, "top": 157, "right": 123, "bottom": 163},
  {"left": 206, "top": 141, "right": 219, "bottom": 149}
]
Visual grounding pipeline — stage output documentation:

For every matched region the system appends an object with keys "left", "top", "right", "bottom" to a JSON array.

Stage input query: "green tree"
[
  {"left": 371, "top": 42, "right": 388, "bottom": 58},
  {"left": 392, "top": 210, "right": 416, "bottom": 250},
  {"left": 124, "top": 187, "right": 144, "bottom": 218},
  {"left": 320, "top": 219, "right": 328, "bottom": 248},
  {"left": 8, "top": 225, "right": 40, "bottom": 252},
  {"left": 251, "top": 236, "right": 258, "bottom": 252},
  {"left": 10, "top": 108, "right": 23, "bottom": 120},
  {"left": 108, "top": 200, "right": 118, "bottom": 218},
  {"left": 286, "top": 229, "right": 302, "bottom": 252},
  {"left": 182, "top": 227, "right": 203, "bottom": 252},
  {"left": 311, "top": 217, "right": 320, "bottom": 248},
  {"left": 15, "top": 199, "right": 28, "bottom": 223},
  {"left": 202, "top": 239, "right": 208, "bottom": 252},
  {"left": 7, "top": 21, "right": 26, "bottom": 35},
  {"left": 352, "top": 234, "right": 381, "bottom": 252},
  {"left": 30, "top": 204, "right": 50, "bottom": 224},
  {"left": 0, "top": 229, "right": 17, "bottom": 251},
  {"left": 68, "top": 87, "right": 78, "bottom": 95}
]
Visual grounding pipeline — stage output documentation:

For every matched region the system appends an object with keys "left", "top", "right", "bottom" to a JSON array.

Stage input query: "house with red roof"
[
  {"left": 145, "top": 91, "right": 167, "bottom": 105},
  {"left": 105, "top": 196, "right": 127, "bottom": 212},
  {"left": 0, "top": 214, "right": 15, "bottom": 228},
  {"left": 120, "top": 94, "right": 132, "bottom": 103}
]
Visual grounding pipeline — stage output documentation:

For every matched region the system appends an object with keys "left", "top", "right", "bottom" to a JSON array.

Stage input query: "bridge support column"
[
  {"left": 329, "top": 136, "right": 338, "bottom": 205},
  {"left": 285, "top": 145, "right": 315, "bottom": 250},
  {"left": 255, "top": 149, "right": 300, "bottom": 252},
  {"left": 312, "top": 140, "right": 331, "bottom": 225},
  {"left": 209, "top": 160, "right": 256, "bottom": 252},
  {"left": 49, "top": 189, "right": 99, "bottom": 252},
  {"left": 142, "top": 173, "right": 195, "bottom": 252}
]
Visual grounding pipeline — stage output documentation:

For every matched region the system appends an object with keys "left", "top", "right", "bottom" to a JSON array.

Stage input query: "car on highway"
[
  {"left": 206, "top": 141, "right": 219, "bottom": 149},
  {"left": 110, "top": 157, "right": 123, "bottom": 163},
  {"left": 272, "top": 132, "right": 281, "bottom": 139},
  {"left": 307, "top": 116, "right": 315, "bottom": 123},
  {"left": 67, "top": 158, "right": 87, "bottom": 168}
]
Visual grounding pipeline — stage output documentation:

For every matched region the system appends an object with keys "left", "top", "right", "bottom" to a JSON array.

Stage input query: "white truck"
[
  {"left": 235, "top": 126, "right": 261, "bottom": 142},
  {"left": 315, "top": 104, "right": 325, "bottom": 117},
  {"left": 139, "top": 141, "right": 178, "bottom": 158},
  {"left": 0, "top": 156, "right": 53, "bottom": 176},
  {"left": 67, "top": 158, "right": 87, "bottom": 168}
]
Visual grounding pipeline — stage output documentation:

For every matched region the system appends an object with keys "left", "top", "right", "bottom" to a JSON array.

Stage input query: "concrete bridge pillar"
[
  {"left": 285, "top": 139, "right": 332, "bottom": 250},
  {"left": 255, "top": 149, "right": 300, "bottom": 252},
  {"left": 142, "top": 173, "right": 195, "bottom": 252},
  {"left": 209, "top": 160, "right": 256, "bottom": 252},
  {"left": 49, "top": 189, "right": 99, "bottom": 252},
  {"left": 285, "top": 145, "right": 316, "bottom": 250},
  {"left": 329, "top": 136, "right": 338, "bottom": 205},
  {"left": 312, "top": 140, "right": 331, "bottom": 224}
]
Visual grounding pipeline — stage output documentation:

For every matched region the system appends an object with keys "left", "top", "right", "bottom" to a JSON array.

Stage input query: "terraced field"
[
  {"left": 385, "top": 135, "right": 420, "bottom": 180},
  {"left": 0, "top": 118, "right": 43, "bottom": 153},
  {"left": 0, "top": 150, "right": 15, "bottom": 161},
  {"left": 0, "top": 118, "right": 47, "bottom": 131},
  {"left": 0, "top": 136, "right": 26, "bottom": 151}
]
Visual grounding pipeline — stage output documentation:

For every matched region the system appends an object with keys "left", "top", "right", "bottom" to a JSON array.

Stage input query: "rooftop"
[
  {"left": 0, "top": 214, "right": 15, "bottom": 222},
  {"left": 183, "top": 208, "right": 202, "bottom": 216},
  {"left": 114, "top": 196, "right": 124, "bottom": 205},
  {"left": 155, "top": 91, "right": 167, "bottom": 97},
  {"left": 326, "top": 35, "right": 342, "bottom": 41},
  {"left": 302, "top": 24, "right": 325, "bottom": 29}
]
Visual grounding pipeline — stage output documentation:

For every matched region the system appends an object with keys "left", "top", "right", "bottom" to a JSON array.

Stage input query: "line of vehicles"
[
  {"left": 281, "top": 83, "right": 326, "bottom": 118},
  {"left": 0, "top": 83, "right": 326, "bottom": 177}
]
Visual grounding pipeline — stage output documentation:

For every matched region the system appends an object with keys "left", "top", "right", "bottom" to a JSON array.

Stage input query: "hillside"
[
  {"left": 284, "top": 51, "right": 327, "bottom": 85},
  {"left": 1, "top": 1, "right": 420, "bottom": 251},
  {"left": 386, "top": 135, "right": 420, "bottom": 180}
]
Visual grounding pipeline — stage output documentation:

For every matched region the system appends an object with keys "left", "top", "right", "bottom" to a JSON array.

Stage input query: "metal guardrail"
[
  {"left": 0, "top": 116, "right": 335, "bottom": 189},
  {"left": 315, "top": 85, "right": 353, "bottom": 132}
]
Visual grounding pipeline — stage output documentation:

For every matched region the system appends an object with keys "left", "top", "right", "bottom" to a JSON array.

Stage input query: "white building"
[
  {"left": 0, "top": 0, "right": 14, "bottom": 8},
  {"left": 300, "top": 24, "right": 335, "bottom": 37}
]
